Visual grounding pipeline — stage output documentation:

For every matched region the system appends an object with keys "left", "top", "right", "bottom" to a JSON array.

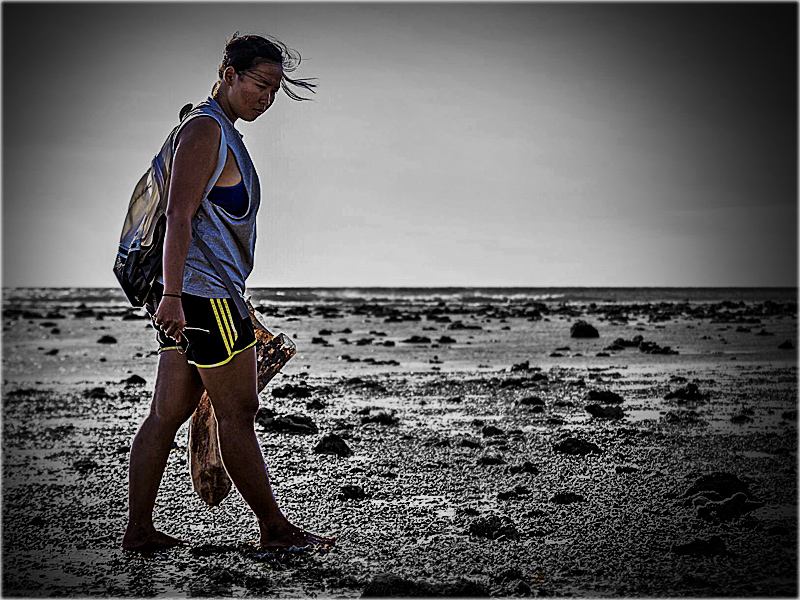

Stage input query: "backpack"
[
  {"left": 113, "top": 104, "right": 249, "bottom": 319},
  {"left": 113, "top": 104, "right": 193, "bottom": 308}
]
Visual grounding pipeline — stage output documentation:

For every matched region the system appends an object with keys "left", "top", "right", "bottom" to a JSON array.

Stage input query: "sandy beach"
[{"left": 2, "top": 287, "right": 797, "bottom": 597}]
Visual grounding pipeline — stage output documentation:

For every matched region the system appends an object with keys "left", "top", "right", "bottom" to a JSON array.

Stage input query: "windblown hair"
[{"left": 213, "top": 32, "right": 316, "bottom": 101}]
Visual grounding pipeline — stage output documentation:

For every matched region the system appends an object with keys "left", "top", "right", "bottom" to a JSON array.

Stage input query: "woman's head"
[{"left": 213, "top": 33, "right": 316, "bottom": 102}]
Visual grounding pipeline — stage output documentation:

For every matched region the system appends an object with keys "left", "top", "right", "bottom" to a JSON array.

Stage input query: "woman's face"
[{"left": 226, "top": 61, "right": 283, "bottom": 122}]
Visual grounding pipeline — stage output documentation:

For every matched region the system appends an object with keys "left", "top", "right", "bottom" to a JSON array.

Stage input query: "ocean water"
[
  {"left": 2, "top": 285, "right": 796, "bottom": 384},
  {"left": 3, "top": 286, "right": 797, "bottom": 309}
]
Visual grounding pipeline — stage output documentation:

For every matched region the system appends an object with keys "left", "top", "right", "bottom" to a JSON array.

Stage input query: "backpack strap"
[{"left": 194, "top": 236, "right": 250, "bottom": 320}]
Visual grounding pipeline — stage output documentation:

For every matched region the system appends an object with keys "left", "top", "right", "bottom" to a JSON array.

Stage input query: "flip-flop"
[
  {"left": 306, "top": 534, "right": 338, "bottom": 547},
  {"left": 258, "top": 544, "right": 314, "bottom": 553},
  {"left": 259, "top": 541, "right": 337, "bottom": 556}
]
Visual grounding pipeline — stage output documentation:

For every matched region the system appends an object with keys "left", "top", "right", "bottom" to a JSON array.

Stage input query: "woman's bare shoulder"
[{"left": 176, "top": 115, "right": 221, "bottom": 150}]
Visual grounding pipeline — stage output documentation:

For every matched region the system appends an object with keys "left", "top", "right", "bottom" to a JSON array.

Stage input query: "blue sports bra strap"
[{"left": 194, "top": 235, "right": 249, "bottom": 320}]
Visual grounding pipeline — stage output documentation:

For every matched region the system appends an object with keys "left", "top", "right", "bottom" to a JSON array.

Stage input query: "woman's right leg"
[
  {"left": 122, "top": 350, "right": 205, "bottom": 550},
  {"left": 197, "top": 347, "right": 336, "bottom": 549}
]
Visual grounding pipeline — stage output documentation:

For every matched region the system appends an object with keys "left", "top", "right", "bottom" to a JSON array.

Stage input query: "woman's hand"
[{"left": 153, "top": 296, "right": 185, "bottom": 342}]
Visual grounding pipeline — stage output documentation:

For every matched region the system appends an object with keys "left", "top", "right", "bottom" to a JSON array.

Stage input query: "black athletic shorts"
[{"left": 147, "top": 282, "right": 256, "bottom": 368}]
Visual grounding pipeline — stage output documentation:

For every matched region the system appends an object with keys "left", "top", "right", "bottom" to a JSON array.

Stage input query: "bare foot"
[
  {"left": 259, "top": 519, "right": 337, "bottom": 550},
  {"left": 122, "top": 528, "right": 187, "bottom": 552}
]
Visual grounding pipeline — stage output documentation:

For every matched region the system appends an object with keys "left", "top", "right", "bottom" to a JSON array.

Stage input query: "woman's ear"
[{"left": 223, "top": 66, "right": 237, "bottom": 86}]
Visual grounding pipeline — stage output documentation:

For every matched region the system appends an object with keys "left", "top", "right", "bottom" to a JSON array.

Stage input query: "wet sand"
[{"left": 2, "top": 289, "right": 797, "bottom": 597}]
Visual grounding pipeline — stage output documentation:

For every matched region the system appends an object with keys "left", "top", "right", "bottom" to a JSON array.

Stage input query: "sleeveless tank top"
[{"left": 157, "top": 97, "right": 261, "bottom": 300}]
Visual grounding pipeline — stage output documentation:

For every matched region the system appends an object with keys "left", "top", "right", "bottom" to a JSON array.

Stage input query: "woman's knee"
[
  {"left": 145, "top": 407, "right": 186, "bottom": 434},
  {"left": 213, "top": 397, "right": 259, "bottom": 426},
  {"left": 147, "top": 392, "right": 200, "bottom": 432}
]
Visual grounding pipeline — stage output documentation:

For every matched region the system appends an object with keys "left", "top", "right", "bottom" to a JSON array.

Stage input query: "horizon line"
[{"left": 3, "top": 285, "right": 798, "bottom": 291}]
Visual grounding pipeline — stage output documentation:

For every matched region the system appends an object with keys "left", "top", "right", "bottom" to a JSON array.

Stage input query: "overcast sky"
[{"left": 2, "top": 2, "right": 797, "bottom": 288}]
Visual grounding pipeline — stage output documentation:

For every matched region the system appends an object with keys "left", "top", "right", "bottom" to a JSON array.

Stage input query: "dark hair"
[{"left": 213, "top": 32, "right": 316, "bottom": 101}]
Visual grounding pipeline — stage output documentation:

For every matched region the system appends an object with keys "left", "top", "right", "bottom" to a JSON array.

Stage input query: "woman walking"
[{"left": 122, "top": 33, "right": 335, "bottom": 552}]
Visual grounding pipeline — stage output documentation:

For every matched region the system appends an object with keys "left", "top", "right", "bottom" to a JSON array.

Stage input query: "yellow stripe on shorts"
[
  {"left": 216, "top": 298, "right": 237, "bottom": 347},
  {"left": 210, "top": 298, "right": 233, "bottom": 354},
  {"left": 221, "top": 298, "right": 239, "bottom": 343}
]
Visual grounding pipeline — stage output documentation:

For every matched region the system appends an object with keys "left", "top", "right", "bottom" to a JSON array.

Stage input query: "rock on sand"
[
  {"left": 570, "top": 320, "right": 599, "bottom": 338},
  {"left": 552, "top": 436, "right": 603, "bottom": 455},
  {"left": 313, "top": 432, "right": 354, "bottom": 457}
]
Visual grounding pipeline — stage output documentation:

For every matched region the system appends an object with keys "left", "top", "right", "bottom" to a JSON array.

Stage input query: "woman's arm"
[{"left": 154, "top": 117, "right": 221, "bottom": 341}]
